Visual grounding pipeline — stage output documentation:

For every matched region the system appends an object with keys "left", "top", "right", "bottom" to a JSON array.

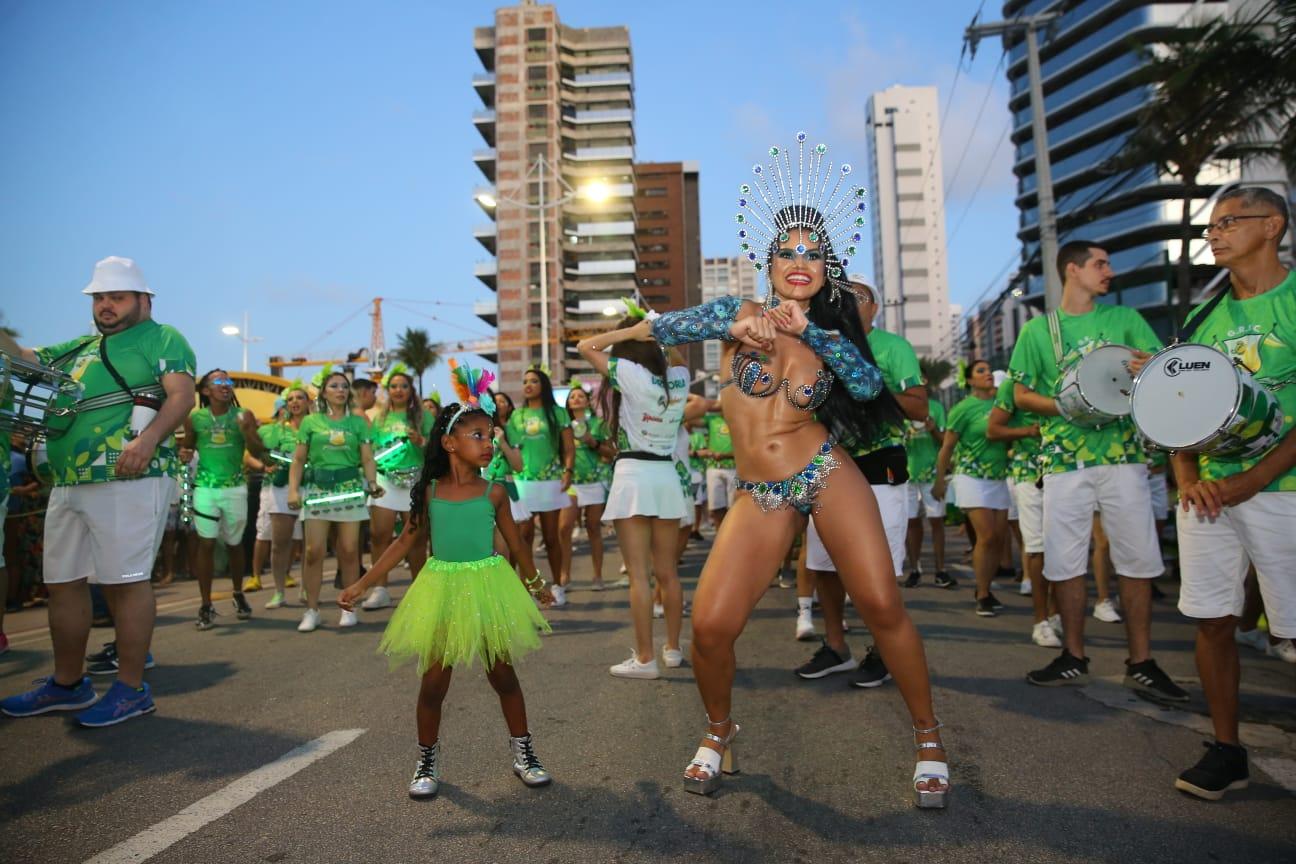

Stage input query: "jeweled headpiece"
[
  {"left": 735, "top": 132, "right": 867, "bottom": 301},
  {"left": 447, "top": 359, "right": 497, "bottom": 431}
]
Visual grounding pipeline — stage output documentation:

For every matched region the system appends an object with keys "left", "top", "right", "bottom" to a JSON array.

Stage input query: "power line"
[
  {"left": 946, "top": 120, "right": 1012, "bottom": 245},
  {"left": 295, "top": 300, "right": 371, "bottom": 355},
  {"left": 942, "top": 50, "right": 1009, "bottom": 203}
]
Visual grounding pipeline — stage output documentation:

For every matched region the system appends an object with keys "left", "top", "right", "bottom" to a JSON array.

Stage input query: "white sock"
[{"left": 797, "top": 596, "right": 813, "bottom": 613}]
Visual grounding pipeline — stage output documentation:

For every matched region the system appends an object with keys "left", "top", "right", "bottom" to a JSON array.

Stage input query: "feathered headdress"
[
  {"left": 621, "top": 297, "right": 660, "bottom": 322},
  {"left": 280, "top": 378, "right": 310, "bottom": 400},
  {"left": 447, "top": 358, "right": 497, "bottom": 430},
  {"left": 956, "top": 359, "right": 969, "bottom": 390},
  {"left": 311, "top": 363, "right": 338, "bottom": 388},
  {"left": 526, "top": 362, "right": 551, "bottom": 377},
  {"left": 381, "top": 362, "right": 411, "bottom": 389}
]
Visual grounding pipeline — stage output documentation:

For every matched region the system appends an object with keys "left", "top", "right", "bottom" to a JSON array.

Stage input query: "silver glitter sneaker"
[
  {"left": 509, "top": 733, "right": 552, "bottom": 787},
  {"left": 408, "top": 742, "right": 440, "bottom": 799}
]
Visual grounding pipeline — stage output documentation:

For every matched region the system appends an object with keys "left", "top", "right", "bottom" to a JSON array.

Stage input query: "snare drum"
[
  {"left": 1054, "top": 344, "right": 1136, "bottom": 429},
  {"left": 1131, "top": 343, "right": 1284, "bottom": 459},
  {"left": 0, "top": 351, "right": 82, "bottom": 439}
]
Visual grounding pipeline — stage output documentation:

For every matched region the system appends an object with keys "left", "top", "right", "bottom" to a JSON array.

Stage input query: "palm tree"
[
  {"left": 919, "top": 356, "right": 953, "bottom": 390},
  {"left": 1115, "top": 4, "right": 1295, "bottom": 324},
  {"left": 393, "top": 327, "right": 440, "bottom": 395}
]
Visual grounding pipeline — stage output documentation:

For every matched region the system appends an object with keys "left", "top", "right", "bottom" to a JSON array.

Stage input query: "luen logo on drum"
[{"left": 1164, "top": 357, "right": 1211, "bottom": 377}]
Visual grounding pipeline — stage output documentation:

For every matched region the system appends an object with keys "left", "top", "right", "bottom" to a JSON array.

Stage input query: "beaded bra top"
[{"left": 728, "top": 349, "right": 833, "bottom": 412}]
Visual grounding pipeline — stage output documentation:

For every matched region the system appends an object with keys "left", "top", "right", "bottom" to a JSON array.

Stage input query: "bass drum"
[
  {"left": 1130, "top": 343, "right": 1284, "bottom": 459},
  {"left": 1055, "top": 344, "right": 1135, "bottom": 429}
]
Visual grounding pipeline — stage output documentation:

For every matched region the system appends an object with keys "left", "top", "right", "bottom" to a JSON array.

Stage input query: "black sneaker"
[
  {"left": 196, "top": 604, "right": 216, "bottom": 631},
  {"left": 850, "top": 646, "right": 891, "bottom": 688},
  {"left": 233, "top": 592, "right": 252, "bottom": 620},
  {"left": 986, "top": 591, "right": 1005, "bottom": 610},
  {"left": 933, "top": 571, "right": 957, "bottom": 590},
  {"left": 1175, "top": 741, "right": 1249, "bottom": 801},
  {"left": 88, "top": 650, "right": 156, "bottom": 676},
  {"left": 975, "top": 596, "right": 997, "bottom": 617},
  {"left": 86, "top": 641, "right": 117, "bottom": 664},
  {"left": 1027, "top": 651, "right": 1089, "bottom": 687},
  {"left": 795, "top": 641, "right": 857, "bottom": 679},
  {"left": 904, "top": 570, "right": 921, "bottom": 588},
  {"left": 1124, "top": 658, "right": 1190, "bottom": 702},
  {"left": 689, "top": 531, "right": 704, "bottom": 542}
]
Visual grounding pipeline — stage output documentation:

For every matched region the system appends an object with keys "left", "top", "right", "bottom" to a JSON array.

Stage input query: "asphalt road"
[{"left": 2, "top": 528, "right": 1294, "bottom": 864}]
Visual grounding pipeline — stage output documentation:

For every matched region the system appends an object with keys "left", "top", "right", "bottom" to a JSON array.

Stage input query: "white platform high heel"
[
  {"left": 913, "top": 721, "right": 950, "bottom": 809},
  {"left": 683, "top": 715, "right": 740, "bottom": 796}
]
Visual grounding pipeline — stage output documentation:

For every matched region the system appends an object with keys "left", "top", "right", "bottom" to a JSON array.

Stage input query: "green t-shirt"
[
  {"left": 506, "top": 405, "right": 570, "bottom": 481},
  {"left": 258, "top": 421, "right": 299, "bottom": 485},
  {"left": 569, "top": 412, "right": 609, "bottom": 484},
  {"left": 904, "top": 398, "right": 945, "bottom": 484},
  {"left": 296, "top": 413, "right": 371, "bottom": 475},
  {"left": 705, "top": 413, "right": 735, "bottom": 469},
  {"left": 36, "top": 320, "right": 196, "bottom": 486},
  {"left": 372, "top": 408, "right": 435, "bottom": 474},
  {"left": 1008, "top": 304, "right": 1161, "bottom": 474},
  {"left": 947, "top": 394, "right": 1008, "bottom": 480},
  {"left": 993, "top": 378, "right": 1042, "bottom": 484},
  {"left": 191, "top": 406, "right": 248, "bottom": 488},
  {"left": 1189, "top": 270, "right": 1296, "bottom": 492},
  {"left": 688, "top": 428, "right": 707, "bottom": 474},
  {"left": 851, "top": 328, "right": 923, "bottom": 456}
]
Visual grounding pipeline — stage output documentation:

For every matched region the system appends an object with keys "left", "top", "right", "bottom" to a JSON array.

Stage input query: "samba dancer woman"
[
  {"left": 558, "top": 382, "right": 612, "bottom": 591},
  {"left": 252, "top": 382, "right": 310, "bottom": 610},
  {"left": 646, "top": 136, "right": 948, "bottom": 806},
  {"left": 361, "top": 364, "right": 434, "bottom": 611}
]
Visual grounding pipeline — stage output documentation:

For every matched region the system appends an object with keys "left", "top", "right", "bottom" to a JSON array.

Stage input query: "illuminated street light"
[
  {"left": 221, "top": 325, "right": 240, "bottom": 336},
  {"left": 475, "top": 192, "right": 498, "bottom": 209},
  {"left": 580, "top": 180, "right": 610, "bottom": 204}
]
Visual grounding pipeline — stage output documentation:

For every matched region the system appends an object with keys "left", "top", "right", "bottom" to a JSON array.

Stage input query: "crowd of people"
[{"left": 0, "top": 179, "right": 1292, "bottom": 809}]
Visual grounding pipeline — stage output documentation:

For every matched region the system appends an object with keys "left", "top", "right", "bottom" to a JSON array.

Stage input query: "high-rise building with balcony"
[
  {"left": 866, "top": 85, "right": 952, "bottom": 361},
  {"left": 473, "top": 1, "right": 636, "bottom": 385},
  {"left": 699, "top": 257, "right": 758, "bottom": 397},
  {"left": 634, "top": 161, "right": 702, "bottom": 372}
]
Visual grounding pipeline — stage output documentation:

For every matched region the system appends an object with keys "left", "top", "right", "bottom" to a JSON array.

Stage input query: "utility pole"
[{"left": 966, "top": 8, "right": 1063, "bottom": 312}]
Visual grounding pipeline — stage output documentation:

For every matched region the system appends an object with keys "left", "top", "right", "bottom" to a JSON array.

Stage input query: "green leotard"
[
  {"left": 429, "top": 480, "right": 497, "bottom": 563},
  {"left": 191, "top": 406, "right": 248, "bottom": 488}
]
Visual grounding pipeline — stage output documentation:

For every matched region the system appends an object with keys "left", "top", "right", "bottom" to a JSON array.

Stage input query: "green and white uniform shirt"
[
  {"left": 1189, "top": 270, "right": 1296, "bottom": 492},
  {"left": 296, "top": 413, "right": 371, "bottom": 489},
  {"left": 1008, "top": 305, "right": 1161, "bottom": 474},
  {"left": 258, "top": 421, "right": 298, "bottom": 487},
  {"left": 850, "top": 329, "right": 923, "bottom": 457},
  {"left": 947, "top": 394, "right": 1009, "bottom": 480},
  {"left": 506, "top": 406, "right": 571, "bottom": 481},
  {"left": 905, "top": 398, "right": 946, "bottom": 485},
  {"left": 191, "top": 406, "right": 249, "bottom": 488},
  {"left": 36, "top": 320, "right": 196, "bottom": 486},
  {"left": 569, "top": 412, "right": 609, "bottom": 485},
  {"left": 372, "top": 409, "right": 434, "bottom": 478},
  {"left": 704, "top": 413, "right": 735, "bottom": 470},
  {"left": 993, "top": 378, "right": 1042, "bottom": 485}
]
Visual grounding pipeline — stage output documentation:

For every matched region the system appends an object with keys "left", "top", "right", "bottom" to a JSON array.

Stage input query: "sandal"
[
  {"left": 683, "top": 715, "right": 740, "bottom": 796},
  {"left": 913, "top": 721, "right": 949, "bottom": 809}
]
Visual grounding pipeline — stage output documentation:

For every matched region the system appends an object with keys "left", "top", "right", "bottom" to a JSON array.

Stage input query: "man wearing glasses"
[
  {"left": 0, "top": 257, "right": 195, "bottom": 727},
  {"left": 1172, "top": 186, "right": 1296, "bottom": 801}
]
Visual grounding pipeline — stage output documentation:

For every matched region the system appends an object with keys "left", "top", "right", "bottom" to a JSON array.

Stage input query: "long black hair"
[
  {"left": 597, "top": 314, "right": 673, "bottom": 443},
  {"left": 377, "top": 371, "right": 423, "bottom": 435},
  {"left": 766, "top": 207, "right": 902, "bottom": 450},
  {"left": 197, "top": 369, "right": 241, "bottom": 409},
  {"left": 521, "top": 368, "right": 562, "bottom": 452},
  {"left": 407, "top": 402, "right": 493, "bottom": 528}
]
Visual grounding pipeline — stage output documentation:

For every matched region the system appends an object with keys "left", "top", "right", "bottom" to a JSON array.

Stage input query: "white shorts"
[
  {"left": 691, "top": 470, "right": 706, "bottom": 505},
  {"left": 1006, "top": 479, "right": 1020, "bottom": 521},
  {"left": 1148, "top": 472, "right": 1169, "bottom": 521},
  {"left": 256, "top": 485, "right": 302, "bottom": 541},
  {"left": 44, "top": 476, "right": 173, "bottom": 585},
  {"left": 706, "top": 467, "right": 738, "bottom": 511},
  {"left": 907, "top": 481, "right": 943, "bottom": 519},
  {"left": 569, "top": 481, "right": 607, "bottom": 508},
  {"left": 806, "top": 482, "right": 908, "bottom": 579},
  {"left": 1012, "top": 479, "right": 1044, "bottom": 554},
  {"left": 1042, "top": 463, "right": 1162, "bottom": 582},
  {"left": 603, "top": 459, "right": 686, "bottom": 522},
  {"left": 509, "top": 493, "right": 532, "bottom": 523},
  {"left": 193, "top": 485, "right": 248, "bottom": 544},
  {"left": 515, "top": 478, "right": 568, "bottom": 514},
  {"left": 1177, "top": 492, "right": 1296, "bottom": 638},
  {"left": 370, "top": 472, "right": 416, "bottom": 513},
  {"left": 951, "top": 475, "right": 1010, "bottom": 511}
]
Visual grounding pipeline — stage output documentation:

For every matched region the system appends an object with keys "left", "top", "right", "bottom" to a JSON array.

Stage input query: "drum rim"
[
  {"left": 1131, "top": 343, "right": 1242, "bottom": 450},
  {"left": 1073, "top": 343, "right": 1135, "bottom": 416}
]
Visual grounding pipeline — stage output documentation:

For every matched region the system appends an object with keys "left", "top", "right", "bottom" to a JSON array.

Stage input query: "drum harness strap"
[
  {"left": 1176, "top": 286, "right": 1230, "bottom": 344},
  {"left": 42, "top": 337, "right": 165, "bottom": 415},
  {"left": 1046, "top": 311, "right": 1065, "bottom": 369}
]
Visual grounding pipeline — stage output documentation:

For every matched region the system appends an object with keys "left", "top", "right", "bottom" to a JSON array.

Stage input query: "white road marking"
[{"left": 83, "top": 728, "right": 366, "bottom": 864}]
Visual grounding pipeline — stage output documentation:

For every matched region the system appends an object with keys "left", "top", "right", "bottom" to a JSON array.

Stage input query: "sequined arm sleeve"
[
  {"left": 650, "top": 295, "right": 743, "bottom": 347},
  {"left": 800, "top": 322, "right": 883, "bottom": 401}
]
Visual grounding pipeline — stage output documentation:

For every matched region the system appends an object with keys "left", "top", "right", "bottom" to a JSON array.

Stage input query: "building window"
[
  {"left": 526, "top": 65, "right": 547, "bottom": 81},
  {"left": 639, "top": 187, "right": 668, "bottom": 197},
  {"left": 526, "top": 27, "right": 547, "bottom": 42},
  {"left": 527, "top": 104, "right": 547, "bottom": 119}
]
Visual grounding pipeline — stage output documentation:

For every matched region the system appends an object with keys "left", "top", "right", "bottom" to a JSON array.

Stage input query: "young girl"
[
  {"left": 559, "top": 381, "right": 612, "bottom": 591},
  {"left": 339, "top": 363, "right": 554, "bottom": 799}
]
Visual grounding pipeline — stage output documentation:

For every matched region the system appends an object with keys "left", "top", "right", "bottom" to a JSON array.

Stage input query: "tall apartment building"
[
  {"left": 866, "top": 85, "right": 952, "bottom": 361},
  {"left": 634, "top": 161, "right": 703, "bottom": 373},
  {"left": 473, "top": 1, "right": 636, "bottom": 385},
  {"left": 1001, "top": 0, "right": 1275, "bottom": 333},
  {"left": 699, "top": 257, "right": 757, "bottom": 396}
]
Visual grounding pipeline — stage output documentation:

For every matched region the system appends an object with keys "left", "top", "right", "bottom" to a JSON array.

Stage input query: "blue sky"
[{"left": 0, "top": 0, "right": 1016, "bottom": 397}]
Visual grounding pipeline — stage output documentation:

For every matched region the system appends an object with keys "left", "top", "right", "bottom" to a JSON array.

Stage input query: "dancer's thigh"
[{"left": 810, "top": 464, "right": 903, "bottom": 622}]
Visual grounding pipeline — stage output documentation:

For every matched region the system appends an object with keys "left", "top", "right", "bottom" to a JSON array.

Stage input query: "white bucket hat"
[{"left": 83, "top": 256, "right": 155, "bottom": 296}]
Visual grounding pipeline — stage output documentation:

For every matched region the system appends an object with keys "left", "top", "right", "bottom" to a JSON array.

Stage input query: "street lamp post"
[{"left": 220, "top": 311, "right": 263, "bottom": 372}]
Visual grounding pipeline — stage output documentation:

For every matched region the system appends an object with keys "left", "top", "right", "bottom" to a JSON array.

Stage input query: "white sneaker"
[
  {"left": 1019, "top": 578, "right": 1032, "bottom": 596},
  {"left": 652, "top": 603, "right": 664, "bottom": 619},
  {"left": 1032, "top": 620, "right": 1062, "bottom": 648},
  {"left": 1235, "top": 627, "right": 1269, "bottom": 653},
  {"left": 609, "top": 652, "right": 660, "bottom": 679},
  {"left": 1267, "top": 639, "right": 1296, "bottom": 664},
  {"left": 1048, "top": 613, "right": 1063, "bottom": 636},
  {"left": 550, "top": 585, "right": 567, "bottom": 608},
  {"left": 619, "top": 563, "right": 628, "bottom": 575},
  {"left": 661, "top": 646, "right": 684, "bottom": 668},
  {"left": 265, "top": 592, "right": 286, "bottom": 610},
  {"left": 297, "top": 609, "right": 320, "bottom": 632},
  {"left": 1093, "top": 598, "right": 1123, "bottom": 623},
  {"left": 361, "top": 586, "right": 392, "bottom": 610},
  {"left": 795, "top": 608, "right": 816, "bottom": 641},
  {"left": 610, "top": 576, "right": 630, "bottom": 589},
  {"left": 338, "top": 609, "right": 358, "bottom": 628}
]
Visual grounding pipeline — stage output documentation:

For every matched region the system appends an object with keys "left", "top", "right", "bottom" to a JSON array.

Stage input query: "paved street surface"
[{"left": 2, "top": 529, "right": 1294, "bottom": 864}]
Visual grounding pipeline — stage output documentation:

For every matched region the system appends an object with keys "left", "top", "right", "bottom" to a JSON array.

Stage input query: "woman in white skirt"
[
  {"left": 579, "top": 313, "right": 689, "bottom": 680},
  {"left": 933, "top": 360, "right": 1010, "bottom": 618},
  {"left": 559, "top": 383, "right": 613, "bottom": 590},
  {"left": 506, "top": 368, "right": 575, "bottom": 605},
  {"left": 253, "top": 384, "right": 309, "bottom": 608}
]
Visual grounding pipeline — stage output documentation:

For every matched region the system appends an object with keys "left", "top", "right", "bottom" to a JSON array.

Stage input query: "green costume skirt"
[{"left": 378, "top": 555, "right": 551, "bottom": 674}]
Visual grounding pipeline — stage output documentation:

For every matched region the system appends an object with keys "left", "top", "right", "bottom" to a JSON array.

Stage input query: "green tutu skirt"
[{"left": 378, "top": 555, "right": 551, "bottom": 674}]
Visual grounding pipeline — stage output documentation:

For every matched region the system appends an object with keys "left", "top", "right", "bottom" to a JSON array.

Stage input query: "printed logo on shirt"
[{"left": 328, "top": 430, "right": 347, "bottom": 447}]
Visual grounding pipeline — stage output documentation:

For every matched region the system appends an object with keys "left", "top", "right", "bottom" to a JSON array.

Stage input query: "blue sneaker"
[
  {"left": 1, "top": 675, "right": 98, "bottom": 717},
  {"left": 75, "top": 680, "right": 155, "bottom": 727}
]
